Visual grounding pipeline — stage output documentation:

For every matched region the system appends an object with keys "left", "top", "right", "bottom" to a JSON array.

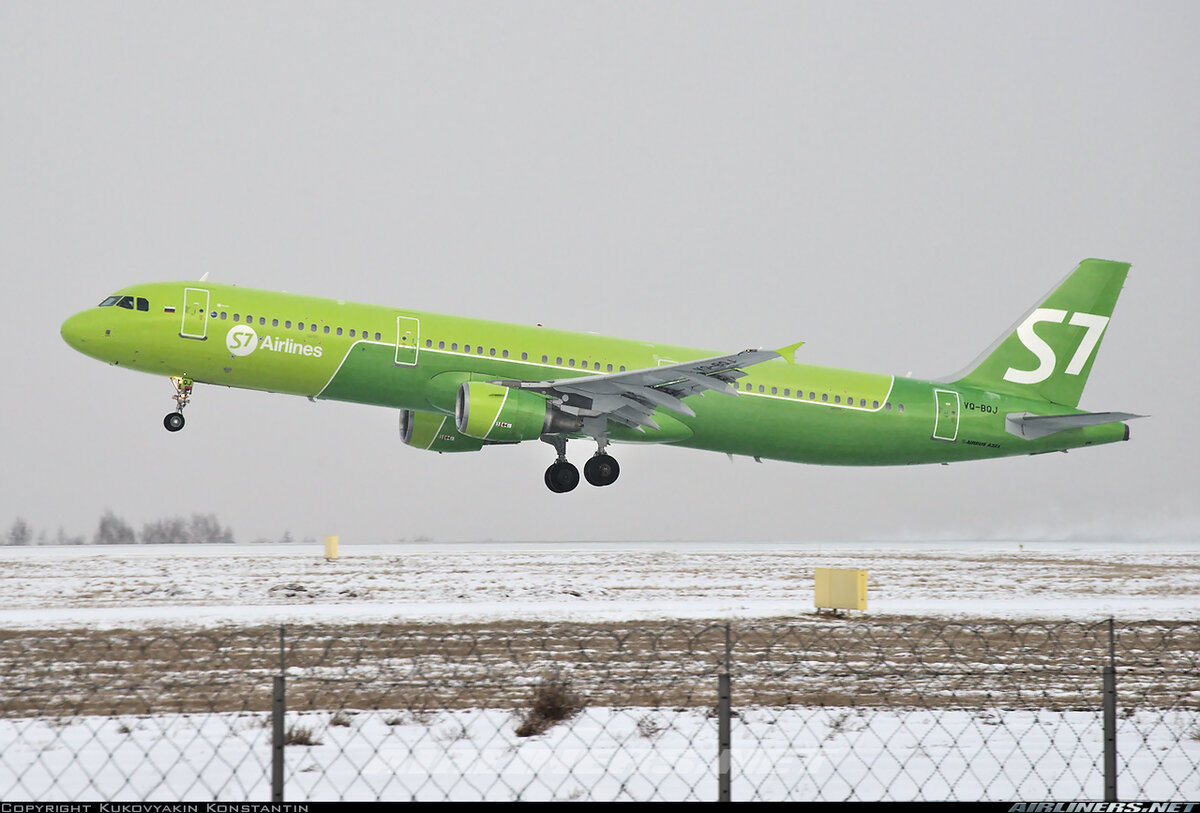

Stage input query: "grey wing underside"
[{"left": 499, "top": 348, "right": 783, "bottom": 432}]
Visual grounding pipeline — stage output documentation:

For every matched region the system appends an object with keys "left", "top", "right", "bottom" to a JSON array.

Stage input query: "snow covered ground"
[
  {"left": 2, "top": 540, "right": 1197, "bottom": 801},
  {"left": 1, "top": 538, "right": 1198, "bottom": 628},
  {"left": 4, "top": 707, "right": 1198, "bottom": 801}
]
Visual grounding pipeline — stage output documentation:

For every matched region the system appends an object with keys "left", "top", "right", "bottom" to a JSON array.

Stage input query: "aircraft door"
[
  {"left": 932, "top": 389, "right": 960, "bottom": 442},
  {"left": 395, "top": 315, "right": 420, "bottom": 366},
  {"left": 180, "top": 288, "right": 210, "bottom": 339}
]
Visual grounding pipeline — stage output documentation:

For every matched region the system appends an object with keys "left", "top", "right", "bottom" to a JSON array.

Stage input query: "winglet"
[{"left": 774, "top": 342, "right": 804, "bottom": 364}]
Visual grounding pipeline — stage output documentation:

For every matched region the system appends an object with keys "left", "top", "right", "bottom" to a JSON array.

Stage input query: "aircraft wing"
[{"left": 504, "top": 348, "right": 787, "bottom": 432}]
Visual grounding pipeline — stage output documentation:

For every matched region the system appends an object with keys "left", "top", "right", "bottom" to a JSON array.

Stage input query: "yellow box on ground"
[
  {"left": 814, "top": 568, "right": 867, "bottom": 611},
  {"left": 324, "top": 535, "right": 339, "bottom": 560}
]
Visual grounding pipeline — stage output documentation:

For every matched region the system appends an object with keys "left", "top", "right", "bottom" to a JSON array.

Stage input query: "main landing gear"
[
  {"left": 164, "top": 376, "right": 193, "bottom": 432},
  {"left": 541, "top": 436, "right": 620, "bottom": 493}
]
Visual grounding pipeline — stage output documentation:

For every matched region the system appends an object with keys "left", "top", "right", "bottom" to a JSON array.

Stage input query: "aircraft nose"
[{"left": 61, "top": 310, "right": 101, "bottom": 353}]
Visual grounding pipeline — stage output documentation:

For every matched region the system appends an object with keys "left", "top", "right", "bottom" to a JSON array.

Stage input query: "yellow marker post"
[
  {"left": 324, "top": 535, "right": 339, "bottom": 561},
  {"left": 814, "top": 568, "right": 867, "bottom": 612}
]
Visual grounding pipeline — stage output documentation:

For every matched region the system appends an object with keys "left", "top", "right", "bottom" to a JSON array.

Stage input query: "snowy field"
[
  {"left": 4, "top": 706, "right": 1198, "bottom": 801},
  {"left": 1, "top": 538, "right": 1198, "bottom": 628},
  {"left": 2, "top": 540, "right": 1197, "bottom": 801}
]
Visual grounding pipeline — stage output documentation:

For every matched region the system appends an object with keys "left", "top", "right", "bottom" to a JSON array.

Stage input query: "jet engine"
[
  {"left": 399, "top": 409, "right": 485, "bottom": 453},
  {"left": 455, "top": 382, "right": 582, "bottom": 442}
]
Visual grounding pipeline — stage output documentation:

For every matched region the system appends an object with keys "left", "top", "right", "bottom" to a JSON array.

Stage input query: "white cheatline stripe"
[
  {"left": 426, "top": 415, "right": 449, "bottom": 450},
  {"left": 482, "top": 388, "right": 510, "bottom": 440},
  {"left": 315, "top": 341, "right": 897, "bottom": 415}
]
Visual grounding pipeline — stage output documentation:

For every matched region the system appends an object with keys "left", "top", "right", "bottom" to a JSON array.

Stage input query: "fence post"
[
  {"left": 718, "top": 623, "right": 732, "bottom": 802},
  {"left": 1103, "top": 618, "right": 1117, "bottom": 802},
  {"left": 272, "top": 625, "right": 286, "bottom": 803}
]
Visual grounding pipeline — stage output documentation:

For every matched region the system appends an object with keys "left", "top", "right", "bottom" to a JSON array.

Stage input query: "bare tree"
[
  {"left": 94, "top": 510, "right": 136, "bottom": 545},
  {"left": 5, "top": 518, "right": 32, "bottom": 546}
]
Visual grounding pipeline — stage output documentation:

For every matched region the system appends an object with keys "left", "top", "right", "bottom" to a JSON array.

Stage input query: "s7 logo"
[{"left": 1003, "top": 309, "right": 1110, "bottom": 385}]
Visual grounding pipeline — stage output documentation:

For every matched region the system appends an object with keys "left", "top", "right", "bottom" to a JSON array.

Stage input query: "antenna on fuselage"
[{"left": 199, "top": 272, "right": 210, "bottom": 282}]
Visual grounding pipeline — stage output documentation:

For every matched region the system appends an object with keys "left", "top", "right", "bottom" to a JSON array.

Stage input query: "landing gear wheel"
[
  {"left": 584, "top": 454, "right": 620, "bottom": 487},
  {"left": 163, "top": 412, "right": 185, "bottom": 432},
  {"left": 544, "top": 461, "right": 580, "bottom": 493}
]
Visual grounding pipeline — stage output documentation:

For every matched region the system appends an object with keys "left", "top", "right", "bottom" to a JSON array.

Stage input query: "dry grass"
[
  {"left": 0, "top": 617, "right": 1195, "bottom": 718},
  {"left": 514, "top": 678, "right": 586, "bottom": 737}
]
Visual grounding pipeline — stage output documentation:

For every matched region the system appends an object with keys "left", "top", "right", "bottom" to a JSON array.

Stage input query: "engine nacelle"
[
  {"left": 455, "top": 381, "right": 582, "bottom": 442},
  {"left": 399, "top": 409, "right": 484, "bottom": 453}
]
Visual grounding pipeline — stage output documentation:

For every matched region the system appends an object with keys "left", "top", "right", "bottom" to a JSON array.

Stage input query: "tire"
[
  {"left": 546, "top": 461, "right": 579, "bottom": 493},
  {"left": 163, "top": 413, "right": 185, "bottom": 432},
  {"left": 584, "top": 454, "right": 620, "bottom": 487}
]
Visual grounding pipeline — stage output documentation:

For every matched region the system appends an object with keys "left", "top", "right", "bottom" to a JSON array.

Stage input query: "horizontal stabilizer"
[{"left": 1005, "top": 411, "right": 1145, "bottom": 440}]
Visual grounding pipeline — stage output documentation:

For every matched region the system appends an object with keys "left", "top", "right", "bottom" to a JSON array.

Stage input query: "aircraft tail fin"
[{"left": 946, "top": 258, "right": 1130, "bottom": 407}]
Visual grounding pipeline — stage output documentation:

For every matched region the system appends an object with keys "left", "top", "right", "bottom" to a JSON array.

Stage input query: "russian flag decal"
[{"left": 164, "top": 306, "right": 176, "bottom": 313}]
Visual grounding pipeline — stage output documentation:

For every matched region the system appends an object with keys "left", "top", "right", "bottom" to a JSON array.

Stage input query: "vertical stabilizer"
[{"left": 948, "top": 258, "right": 1130, "bottom": 407}]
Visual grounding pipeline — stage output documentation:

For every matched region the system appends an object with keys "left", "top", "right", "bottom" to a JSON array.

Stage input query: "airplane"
[{"left": 60, "top": 258, "right": 1141, "bottom": 493}]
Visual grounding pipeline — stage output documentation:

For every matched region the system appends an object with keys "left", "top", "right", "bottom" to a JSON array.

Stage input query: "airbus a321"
[{"left": 61, "top": 258, "right": 1141, "bottom": 492}]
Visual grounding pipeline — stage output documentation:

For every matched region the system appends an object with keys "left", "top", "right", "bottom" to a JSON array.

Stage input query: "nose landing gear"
[{"left": 164, "top": 376, "right": 193, "bottom": 432}]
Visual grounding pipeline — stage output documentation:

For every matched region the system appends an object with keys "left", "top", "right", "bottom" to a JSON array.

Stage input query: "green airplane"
[{"left": 61, "top": 258, "right": 1141, "bottom": 493}]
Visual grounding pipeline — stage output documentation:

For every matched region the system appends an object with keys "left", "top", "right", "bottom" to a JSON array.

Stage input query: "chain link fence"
[{"left": 1, "top": 618, "right": 1197, "bottom": 801}]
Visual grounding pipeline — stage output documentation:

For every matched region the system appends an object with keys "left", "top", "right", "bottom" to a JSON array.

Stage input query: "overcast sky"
[{"left": 3, "top": 2, "right": 1196, "bottom": 544}]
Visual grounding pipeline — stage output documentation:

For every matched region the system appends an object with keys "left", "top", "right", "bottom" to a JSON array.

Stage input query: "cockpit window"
[
  {"left": 136, "top": 297, "right": 149, "bottom": 311},
  {"left": 115, "top": 296, "right": 135, "bottom": 309},
  {"left": 99, "top": 296, "right": 121, "bottom": 307}
]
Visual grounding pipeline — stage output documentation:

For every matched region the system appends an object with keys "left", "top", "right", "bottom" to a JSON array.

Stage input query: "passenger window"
[
  {"left": 425, "top": 339, "right": 432, "bottom": 347},
  {"left": 336, "top": 327, "right": 343, "bottom": 336},
  {"left": 349, "top": 329, "right": 356, "bottom": 337},
  {"left": 476, "top": 345, "right": 482, "bottom": 354},
  {"left": 784, "top": 389, "right": 790, "bottom": 397},
  {"left": 834, "top": 395, "right": 841, "bottom": 404},
  {"left": 758, "top": 385, "right": 764, "bottom": 393},
  {"left": 822, "top": 393, "right": 829, "bottom": 402},
  {"left": 375, "top": 332, "right": 381, "bottom": 341},
  {"left": 489, "top": 348, "right": 496, "bottom": 356},
  {"left": 137, "top": 298, "right": 149, "bottom": 312},
  {"left": 502, "top": 349, "right": 509, "bottom": 358},
  {"left": 771, "top": 387, "right": 778, "bottom": 395},
  {"left": 285, "top": 320, "right": 292, "bottom": 329},
  {"left": 607, "top": 364, "right": 613, "bottom": 372},
  {"left": 233, "top": 314, "right": 240, "bottom": 322},
  {"left": 556, "top": 357, "right": 563, "bottom": 365},
  {"left": 619, "top": 366, "right": 626, "bottom": 372},
  {"left": 272, "top": 319, "right": 279, "bottom": 327},
  {"left": 298, "top": 322, "right": 304, "bottom": 330},
  {"left": 220, "top": 312, "right": 227, "bottom": 320},
  {"left": 541, "top": 355, "right": 548, "bottom": 363},
  {"left": 594, "top": 362, "right": 600, "bottom": 371},
  {"left": 211, "top": 311, "right": 218, "bottom": 318},
  {"left": 885, "top": 402, "right": 892, "bottom": 410},
  {"left": 451, "top": 343, "right": 457, "bottom": 351},
  {"left": 569, "top": 359, "right": 575, "bottom": 367},
  {"left": 860, "top": 399, "right": 867, "bottom": 407},
  {"left": 438, "top": 341, "right": 445, "bottom": 349},
  {"left": 464, "top": 345, "right": 471, "bottom": 353},
  {"left": 897, "top": 404, "right": 905, "bottom": 412},
  {"left": 324, "top": 326, "right": 330, "bottom": 334},
  {"left": 873, "top": 400, "right": 880, "bottom": 409},
  {"left": 311, "top": 324, "right": 317, "bottom": 333}
]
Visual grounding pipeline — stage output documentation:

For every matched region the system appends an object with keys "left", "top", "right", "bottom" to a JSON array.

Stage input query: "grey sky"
[{"left": 3, "top": 2, "right": 1196, "bottom": 543}]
